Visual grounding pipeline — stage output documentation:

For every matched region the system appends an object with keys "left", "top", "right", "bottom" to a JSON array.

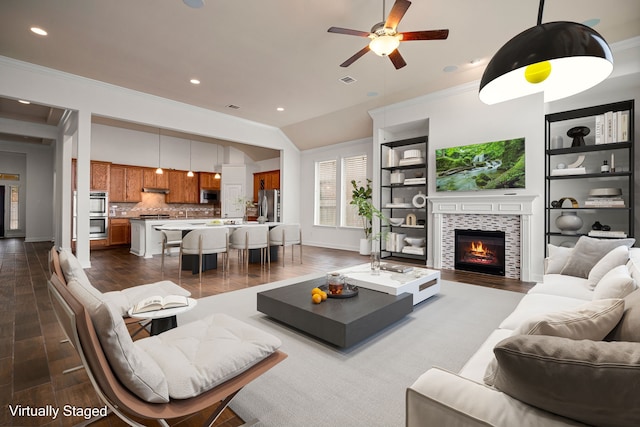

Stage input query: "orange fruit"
[
  {"left": 311, "top": 287, "right": 322, "bottom": 296},
  {"left": 312, "top": 293, "right": 322, "bottom": 304},
  {"left": 320, "top": 291, "right": 327, "bottom": 301}
]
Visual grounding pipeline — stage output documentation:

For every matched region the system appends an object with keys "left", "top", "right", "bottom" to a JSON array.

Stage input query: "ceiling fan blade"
[
  {"left": 399, "top": 29, "right": 449, "bottom": 41},
  {"left": 388, "top": 49, "right": 407, "bottom": 69},
  {"left": 328, "top": 26, "right": 371, "bottom": 37},
  {"left": 385, "top": 0, "right": 412, "bottom": 31},
  {"left": 340, "top": 45, "right": 371, "bottom": 67}
]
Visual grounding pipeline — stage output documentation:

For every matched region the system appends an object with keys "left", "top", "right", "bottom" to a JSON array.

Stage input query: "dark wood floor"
[{"left": 0, "top": 238, "right": 534, "bottom": 427}]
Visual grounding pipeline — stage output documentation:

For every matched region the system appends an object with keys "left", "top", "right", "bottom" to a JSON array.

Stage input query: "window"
[
  {"left": 342, "top": 155, "right": 367, "bottom": 228},
  {"left": 10, "top": 185, "right": 19, "bottom": 230},
  {"left": 314, "top": 154, "right": 368, "bottom": 228},
  {"left": 316, "top": 160, "right": 337, "bottom": 226}
]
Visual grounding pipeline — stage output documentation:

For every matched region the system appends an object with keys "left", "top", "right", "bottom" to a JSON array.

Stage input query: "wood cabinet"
[
  {"left": 253, "top": 170, "right": 280, "bottom": 202},
  {"left": 110, "top": 165, "right": 143, "bottom": 202},
  {"left": 143, "top": 167, "right": 169, "bottom": 189},
  {"left": 109, "top": 218, "right": 131, "bottom": 246},
  {"left": 199, "top": 172, "right": 221, "bottom": 190},
  {"left": 166, "top": 170, "right": 199, "bottom": 203},
  {"left": 91, "top": 161, "right": 110, "bottom": 191}
]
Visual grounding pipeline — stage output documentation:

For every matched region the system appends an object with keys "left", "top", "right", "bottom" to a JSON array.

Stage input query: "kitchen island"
[{"left": 129, "top": 218, "right": 280, "bottom": 259}]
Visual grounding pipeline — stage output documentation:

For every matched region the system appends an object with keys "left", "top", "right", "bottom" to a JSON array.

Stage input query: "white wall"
[
  {"left": 300, "top": 137, "right": 373, "bottom": 252},
  {"left": 0, "top": 141, "right": 54, "bottom": 242}
]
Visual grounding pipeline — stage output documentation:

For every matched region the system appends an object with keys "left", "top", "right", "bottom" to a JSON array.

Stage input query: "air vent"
[
  {"left": 225, "top": 104, "right": 241, "bottom": 110},
  {"left": 339, "top": 76, "right": 357, "bottom": 85}
]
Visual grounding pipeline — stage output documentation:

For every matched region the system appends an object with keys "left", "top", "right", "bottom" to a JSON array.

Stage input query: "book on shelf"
[
  {"left": 401, "top": 246, "right": 425, "bottom": 256},
  {"left": 403, "top": 177, "right": 426, "bottom": 185},
  {"left": 595, "top": 110, "right": 630, "bottom": 144},
  {"left": 584, "top": 197, "right": 625, "bottom": 207},
  {"left": 550, "top": 167, "right": 586, "bottom": 176},
  {"left": 131, "top": 295, "right": 189, "bottom": 314},
  {"left": 588, "top": 230, "right": 628, "bottom": 238}
]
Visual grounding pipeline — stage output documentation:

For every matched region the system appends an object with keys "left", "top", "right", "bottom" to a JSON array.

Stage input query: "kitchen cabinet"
[
  {"left": 110, "top": 165, "right": 143, "bottom": 202},
  {"left": 91, "top": 161, "right": 110, "bottom": 191},
  {"left": 143, "top": 167, "right": 169, "bottom": 188},
  {"left": 253, "top": 170, "right": 280, "bottom": 202},
  {"left": 545, "top": 100, "right": 635, "bottom": 249},
  {"left": 199, "top": 172, "right": 221, "bottom": 190},
  {"left": 166, "top": 170, "right": 199, "bottom": 203},
  {"left": 109, "top": 218, "right": 131, "bottom": 246}
]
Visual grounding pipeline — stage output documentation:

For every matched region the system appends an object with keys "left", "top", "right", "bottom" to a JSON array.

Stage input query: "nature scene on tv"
[{"left": 435, "top": 138, "right": 525, "bottom": 191}]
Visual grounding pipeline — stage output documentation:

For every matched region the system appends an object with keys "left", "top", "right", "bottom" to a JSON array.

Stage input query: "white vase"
[
  {"left": 359, "top": 238, "right": 371, "bottom": 255},
  {"left": 555, "top": 211, "right": 583, "bottom": 235}
]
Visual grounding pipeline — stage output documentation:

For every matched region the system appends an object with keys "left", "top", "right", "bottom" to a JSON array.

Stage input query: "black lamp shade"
[{"left": 479, "top": 21, "right": 613, "bottom": 105}]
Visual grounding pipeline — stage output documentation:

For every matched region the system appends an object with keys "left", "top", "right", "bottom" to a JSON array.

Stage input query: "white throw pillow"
[
  {"left": 545, "top": 244, "right": 573, "bottom": 274},
  {"left": 511, "top": 298, "right": 625, "bottom": 340},
  {"left": 559, "top": 236, "right": 635, "bottom": 279},
  {"left": 587, "top": 245, "right": 629, "bottom": 290},
  {"left": 593, "top": 265, "right": 636, "bottom": 300}
]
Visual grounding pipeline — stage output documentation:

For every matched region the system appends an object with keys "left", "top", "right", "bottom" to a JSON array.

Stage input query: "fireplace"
[{"left": 454, "top": 229, "right": 506, "bottom": 276}]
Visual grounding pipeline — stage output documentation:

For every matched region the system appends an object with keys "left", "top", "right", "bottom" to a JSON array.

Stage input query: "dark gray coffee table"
[{"left": 257, "top": 277, "right": 413, "bottom": 347}]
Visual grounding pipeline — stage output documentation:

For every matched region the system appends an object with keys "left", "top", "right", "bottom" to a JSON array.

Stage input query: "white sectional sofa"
[{"left": 407, "top": 237, "right": 640, "bottom": 427}]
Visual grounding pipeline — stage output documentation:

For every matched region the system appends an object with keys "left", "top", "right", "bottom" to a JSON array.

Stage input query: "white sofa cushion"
[
  {"left": 530, "top": 275, "right": 593, "bottom": 300},
  {"left": 459, "top": 329, "right": 511, "bottom": 382},
  {"left": 545, "top": 244, "right": 573, "bottom": 274},
  {"left": 499, "top": 293, "right": 587, "bottom": 330},
  {"left": 58, "top": 249, "right": 99, "bottom": 296},
  {"left": 559, "top": 236, "right": 635, "bottom": 279},
  {"left": 586, "top": 245, "right": 630, "bottom": 290},
  {"left": 67, "top": 279, "right": 170, "bottom": 403},
  {"left": 511, "top": 298, "right": 624, "bottom": 340},
  {"left": 137, "top": 313, "right": 282, "bottom": 399},
  {"left": 593, "top": 265, "right": 636, "bottom": 300}
]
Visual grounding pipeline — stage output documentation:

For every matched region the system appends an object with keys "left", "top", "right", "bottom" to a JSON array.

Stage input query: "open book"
[{"left": 131, "top": 295, "right": 189, "bottom": 314}]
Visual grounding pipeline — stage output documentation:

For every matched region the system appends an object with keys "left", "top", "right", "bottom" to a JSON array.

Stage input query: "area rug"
[{"left": 178, "top": 273, "right": 524, "bottom": 426}]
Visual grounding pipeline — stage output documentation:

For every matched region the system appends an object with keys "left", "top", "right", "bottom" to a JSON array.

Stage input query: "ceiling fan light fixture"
[
  {"left": 369, "top": 34, "right": 400, "bottom": 56},
  {"left": 479, "top": 20, "right": 613, "bottom": 105}
]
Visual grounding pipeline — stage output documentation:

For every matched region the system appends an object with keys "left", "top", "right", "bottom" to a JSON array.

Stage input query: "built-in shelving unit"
[
  {"left": 380, "top": 136, "right": 428, "bottom": 262},
  {"left": 544, "top": 100, "right": 635, "bottom": 252}
]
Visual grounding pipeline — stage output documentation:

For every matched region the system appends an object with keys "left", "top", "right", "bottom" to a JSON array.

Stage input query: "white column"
[{"left": 75, "top": 110, "right": 92, "bottom": 268}]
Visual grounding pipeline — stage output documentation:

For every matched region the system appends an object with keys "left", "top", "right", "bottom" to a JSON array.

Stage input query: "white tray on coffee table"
[{"left": 333, "top": 263, "right": 440, "bottom": 305}]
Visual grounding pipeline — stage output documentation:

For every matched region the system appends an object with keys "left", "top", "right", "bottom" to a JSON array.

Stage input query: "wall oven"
[{"left": 73, "top": 191, "right": 109, "bottom": 240}]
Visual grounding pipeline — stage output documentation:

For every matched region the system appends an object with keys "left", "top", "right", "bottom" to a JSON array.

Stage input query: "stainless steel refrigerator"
[{"left": 258, "top": 189, "right": 280, "bottom": 222}]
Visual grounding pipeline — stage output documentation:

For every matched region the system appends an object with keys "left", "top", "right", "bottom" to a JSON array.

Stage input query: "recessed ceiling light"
[
  {"left": 367, "top": 92, "right": 379, "bottom": 97},
  {"left": 30, "top": 27, "right": 47, "bottom": 36},
  {"left": 469, "top": 58, "right": 482, "bottom": 66},
  {"left": 190, "top": 78, "right": 200, "bottom": 85},
  {"left": 225, "top": 104, "right": 240, "bottom": 110},
  {"left": 18, "top": 100, "right": 31, "bottom": 104},
  {"left": 276, "top": 107, "right": 285, "bottom": 112},
  {"left": 443, "top": 65, "right": 458, "bottom": 72},
  {"left": 582, "top": 18, "right": 601, "bottom": 28}
]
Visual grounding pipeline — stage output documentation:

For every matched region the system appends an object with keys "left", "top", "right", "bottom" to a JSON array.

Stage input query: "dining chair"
[
  {"left": 178, "top": 227, "right": 230, "bottom": 284},
  {"left": 229, "top": 225, "right": 270, "bottom": 273},
  {"left": 269, "top": 224, "right": 302, "bottom": 266},
  {"left": 161, "top": 229, "right": 183, "bottom": 278}
]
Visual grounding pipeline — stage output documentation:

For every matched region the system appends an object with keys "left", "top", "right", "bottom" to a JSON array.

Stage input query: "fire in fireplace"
[{"left": 454, "top": 229, "right": 506, "bottom": 276}]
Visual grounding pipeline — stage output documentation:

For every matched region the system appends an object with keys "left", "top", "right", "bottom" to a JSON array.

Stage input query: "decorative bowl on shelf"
[
  {"left": 588, "top": 187, "right": 622, "bottom": 197},
  {"left": 404, "top": 237, "right": 426, "bottom": 247},
  {"left": 388, "top": 217, "right": 405, "bottom": 226}
]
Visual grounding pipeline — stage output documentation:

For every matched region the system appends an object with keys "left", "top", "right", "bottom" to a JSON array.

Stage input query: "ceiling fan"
[{"left": 328, "top": 0, "right": 449, "bottom": 69}]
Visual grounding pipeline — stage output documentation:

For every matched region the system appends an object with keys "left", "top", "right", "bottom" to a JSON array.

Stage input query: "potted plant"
[{"left": 350, "top": 179, "right": 386, "bottom": 255}]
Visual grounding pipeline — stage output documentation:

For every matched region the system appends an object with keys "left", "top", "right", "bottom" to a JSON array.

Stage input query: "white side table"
[{"left": 127, "top": 298, "right": 197, "bottom": 335}]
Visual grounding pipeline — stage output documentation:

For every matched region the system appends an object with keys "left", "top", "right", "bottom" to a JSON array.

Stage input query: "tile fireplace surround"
[{"left": 430, "top": 195, "right": 537, "bottom": 282}]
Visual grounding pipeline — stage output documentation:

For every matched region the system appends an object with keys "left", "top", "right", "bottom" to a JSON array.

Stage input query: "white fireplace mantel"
[
  {"left": 429, "top": 194, "right": 538, "bottom": 281},
  {"left": 429, "top": 194, "right": 537, "bottom": 215}
]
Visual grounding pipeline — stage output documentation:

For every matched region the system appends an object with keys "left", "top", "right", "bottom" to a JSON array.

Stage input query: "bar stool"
[
  {"left": 178, "top": 227, "right": 229, "bottom": 284},
  {"left": 269, "top": 224, "right": 302, "bottom": 266},
  {"left": 229, "top": 225, "right": 270, "bottom": 273},
  {"left": 161, "top": 229, "right": 183, "bottom": 278}
]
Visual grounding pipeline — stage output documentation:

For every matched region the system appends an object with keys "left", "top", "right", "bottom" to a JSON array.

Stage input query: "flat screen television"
[{"left": 435, "top": 137, "right": 525, "bottom": 191}]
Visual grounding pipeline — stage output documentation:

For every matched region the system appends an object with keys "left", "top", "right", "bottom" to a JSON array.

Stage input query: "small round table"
[{"left": 127, "top": 298, "right": 197, "bottom": 336}]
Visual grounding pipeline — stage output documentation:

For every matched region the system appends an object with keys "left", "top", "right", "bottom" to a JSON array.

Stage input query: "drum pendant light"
[{"left": 479, "top": 0, "right": 613, "bottom": 105}]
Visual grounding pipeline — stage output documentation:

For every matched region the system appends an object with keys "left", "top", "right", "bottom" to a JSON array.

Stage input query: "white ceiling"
[{"left": 1, "top": 0, "right": 639, "bottom": 151}]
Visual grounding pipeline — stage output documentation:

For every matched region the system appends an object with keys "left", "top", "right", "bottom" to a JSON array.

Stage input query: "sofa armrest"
[{"left": 406, "top": 368, "right": 586, "bottom": 427}]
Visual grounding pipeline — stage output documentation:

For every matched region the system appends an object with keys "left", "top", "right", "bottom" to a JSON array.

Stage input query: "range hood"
[{"left": 142, "top": 187, "right": 170, "bottom": 194}]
